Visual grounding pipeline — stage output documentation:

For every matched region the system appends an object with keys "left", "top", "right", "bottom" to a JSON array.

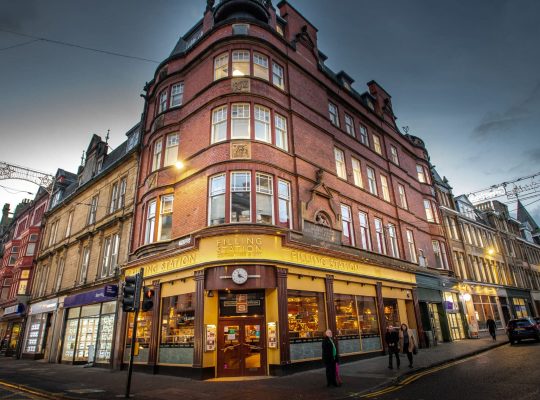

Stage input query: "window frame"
[
  {"left": 367, "top": 167, "right": 378, "bottom": 195},
  {"left": 274, "top": 113, "right": 288, "bottom": 151},
  {"left": 214, "top": 52, "right": 229, "bottom": 80},
  {"left": 390, "top": 145, "right": 399, "bottom": 165},
  {"left": 359, "top": 124, "right": 369, "bottom": 146},
  {"left": 254, "top": 105, "right": 271, "bottom": 143},
  {"left": 373, "top": 134, "right": 382, "bottom": 155},
  {"left": 211, "top": 105, "right": 228, "bottom": 143},
  {"left": 158, "top": 89, "right": 168, "bottom": 114},
  {"left": 406, "top": 229, "right": 417, "bottom": 263},
  {"left": 344, "top": 114, "right": 355, "bottom": 137},
  {"left": 328, "top": 102, "right": 339, "bottom": 127},
  {"left": 158, "top": 194, "right": 174, "bottom": 241},
  {"left": 164, "top": 133, "right": 179, "bottom": 167},
  {"left": 334, "top": 147, "right": 347, "bottom": 180},
  {"left": 277, "top": 179, "right": 292, "bottom": 229},
  {"left": 209, "top": 174, "right": 226, "bottom": 226},
  {"left": 380, "top": 175, "right": 391, "bottom": 202},
  {"left": 358, "top": 211, "right": 371, "bottom": 251},
  {"left": 272, "top": 61, "right": 284, "bottom": 89},
  {"left": 232, "top": 50, "right": 250, "bottom": 77},
  {"left": 374, "top": 218, "right": 386, "bottom": 255},
  {"left": 144, "top": 200, "right": 157, "bottom": 244},
  {"left": 253, "top": 52, "right": 269, "bottom": 80},
  {"left": 152, "top": 140, "right": 163, "bottom": 172},
  {"left": 398, "top": 184, "right": 408, "bottom": 209},
  {"left": 255, "top": 172, "right": 274, "bottom": 225},
  {"left": 231, "top": 103, "right": 251, "bottom": 139},
  {"left": 351, "top": 157, "right": 363, "bottom": 188},
  {"left": 387, "top": 224, "right": 400, "bottom": 258},
  {"left": 170, "top": 82, "right": 184, "bottom": 108},
  {"left": 340, "top": 204, "right": 354, "bottom": 246},
  {"left": 230, "top": 171, "right": 252, "bottom": 223}
]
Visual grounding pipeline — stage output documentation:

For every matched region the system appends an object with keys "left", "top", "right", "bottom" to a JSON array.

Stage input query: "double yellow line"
[
  {"left": 360, "top": 356, "right": 477, "bottom": 398},
  {"left": 0, "top": 379, "right": 68, "bottom": 400}
]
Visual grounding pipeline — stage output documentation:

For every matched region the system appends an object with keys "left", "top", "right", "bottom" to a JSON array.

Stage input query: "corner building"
[{"left": 125, "top": 0, "right": 449, "bottom": 379}]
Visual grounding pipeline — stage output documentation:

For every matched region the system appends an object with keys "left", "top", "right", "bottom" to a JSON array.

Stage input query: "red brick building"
[
  {"left": 123, "top": 0, "right": 449, "bottom": 379},
  {"left": 0, "top": 189, "right": 49, "bottom": 357}
]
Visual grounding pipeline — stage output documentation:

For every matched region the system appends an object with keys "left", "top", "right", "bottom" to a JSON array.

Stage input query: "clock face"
[{"left": 231, "top": 268, "right": 248, "bottom": 285}]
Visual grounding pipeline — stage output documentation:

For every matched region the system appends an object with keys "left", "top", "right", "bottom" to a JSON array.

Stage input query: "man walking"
[
  {"left": 385, "top": 325, "right": 400, "bottom": 369},
  {"left": 486, "top": 316, "right": 497, "bottom": 340}
]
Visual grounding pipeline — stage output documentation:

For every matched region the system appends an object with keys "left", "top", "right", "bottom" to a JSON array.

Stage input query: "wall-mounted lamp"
[{"left": 175, "top": 160, "right": 185, "bottom": 170}]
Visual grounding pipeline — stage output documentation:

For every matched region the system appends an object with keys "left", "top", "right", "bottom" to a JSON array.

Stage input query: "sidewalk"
[{"left": 0, "top": 337, "right": 507, "bottom": 400}]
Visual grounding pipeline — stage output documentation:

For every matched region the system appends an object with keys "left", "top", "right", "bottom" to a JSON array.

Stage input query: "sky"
[{"left": 0, "top": 0, "right": 539, "bottom": 222}]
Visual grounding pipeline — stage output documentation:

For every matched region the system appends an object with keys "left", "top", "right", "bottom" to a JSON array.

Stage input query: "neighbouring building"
[
  {"left": 434, "top": 170, "right": 539, "bottom": 340},
  {"left": 122, "top": 0, "right": 450, "bottom": 379},
  {"left": 0, "top": 190, "right": 49, "bottom": 357},
  {"left": 25, "top": 126, "right": 139, "bottom": 365}
]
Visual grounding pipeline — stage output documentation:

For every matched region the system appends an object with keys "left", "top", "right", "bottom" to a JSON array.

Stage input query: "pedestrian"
[
  {"left": 385, "top": 324, "right": 400, "bottom": 369},
  {"left": 398, "top": 323, "right": 417, "bottom": 368},
  {"left": 322, "top": 329, "right": 340, "bottom": 387},
  {"left": 486, "top": 316, "right": 497, "bottom": 341}
]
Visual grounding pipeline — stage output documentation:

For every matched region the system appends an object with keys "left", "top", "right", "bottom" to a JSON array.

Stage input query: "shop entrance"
[{"left": 217, "top": 318, "right": 266, "bottom": 377}]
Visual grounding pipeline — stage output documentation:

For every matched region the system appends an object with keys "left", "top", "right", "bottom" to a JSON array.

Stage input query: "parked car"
[
  {"left": 507, "top": 318, "right": 540, "bottom": 344},
  {"left": 534, "top": 317, "right": 540, "bottom": 327}
]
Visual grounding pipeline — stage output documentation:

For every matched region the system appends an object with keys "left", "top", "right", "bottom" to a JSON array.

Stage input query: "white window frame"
[
  {"left": 388, "top": 224, "right": 400, "bottom": 258},
  {"left": 232, "top": 50, "right": 250, "bottom": 77},
  {"left": 274, "top": 113, "right": 288, "bottom": 151},
  {"left": 341, "top": 204, "right": 354, "bottom": 246},
  {"left": 334, "top": 148, "right": 347, "bottom": 179},
  {"left": 256, "top": 173, "right": 274, "bottom": 224},
  {"left": 145, "top": 200, "right": 157, "bottom": 244},
  {"left": 230, "top": 171, "right": 252, "bottom": 223},
  {"left": 424, "top": 199, "right": 435, "bottom": 222},
  {"left": 406, "top": 230, "right": 417, "bottom": 263},
  {"left": 374, "top": 218, "right": 386, "bottom": 255},
  {"left": 351, "top": 158, "right": 363, "bottom": 188},
  {"left": 344, "top": 114, "right": 355, "bottom": 137},
  {"left": 381, "top": 175, "right": 391, "bottom": 202},
  {"left": 253, "top": 52, "right": 269, "bottom": 80},
  {"left": 367, "top": 167, "right": 378, "bottom": 195},
  {"left": 152, "top": 140, "right": 162, "bottom": 172},
  {"left": 328, "top": 102, "right": 339, "bottom": 126},
  {"left": 373, "top": 134, "right": 382, "bottom": 155},
  {"left": 214, "top": 52, "right": 229, "bottom": 80},
  {"left": 398, "top": 184, "right": 408, "bottom": 209},
  {"left": 209, "top": 174, "right": 226, "bottom": 226},
  {"left": 358, "top": 212, "right": 371, "bottom": 251},
  {"left": 158, "top": 89, "right": 168, "bottom": 113},
  {"left": 158, "top": 195, "right": 174, "bottom": 241},
  {"left": 278, "top": 179, "right": 291, "bottom": 228},
  {"left": 231, "top": 103, "right": 250, "bottom": 139},
  {"left": 417, "top": 164, "right": 427, "bottom": 183},
  {"left": 164, "top": 133, "right": 179, "bottom": 166},
  {"left": 211, "top": 105, "right": 228, "bottom": 143},
  {"left": 272, "top": 61, "right": 284, "bottom": 89},
  {"left": 170, "top": 82, "right": 184, "bottom": 108},
  {"left": 254, "top": 105, "right": 271, "bottom": 143},
  {"left": 359, "top": 125, "right": 369, "bottom": 146},
  {"left": 390, "top": 145, "right": 399, "bottom": 165}
]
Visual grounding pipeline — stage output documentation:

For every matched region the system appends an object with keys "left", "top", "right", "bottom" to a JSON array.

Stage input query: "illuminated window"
[
  {"left": 164, "top": 133, "right": 179, "bottom": 166},
  {"left": 287, "top": 290, "right": 326, "bottom": 339},
  {"left": 380, "top": 175, "right": 390, "bottom": 202},
  {"left": 351, "top": 158, "right": 363, "bottom": 188},
  {"left": 232, "top": 50, "right": 250, "bottom": 76},
  {"left": 334, "top": 148, "right": 346, "bottom": 179},
  {"left": 253, "top": 52, "right": 269, "bottom": 80},
  {"left": 214, "top": 53, "right": 229, "bottom": 80},
  {"left": 373, "top": 135, "right": 382, "bottom": 155}
]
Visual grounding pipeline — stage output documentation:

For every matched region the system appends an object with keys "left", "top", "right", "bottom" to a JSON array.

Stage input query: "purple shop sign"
[{"left": 64, "top": 285, "right": 119, "bottom": 308}]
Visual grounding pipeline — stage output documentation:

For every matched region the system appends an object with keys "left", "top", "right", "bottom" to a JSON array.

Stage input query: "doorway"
[{"left": 217, "top": 318, "right": 266, "bottom": 377}]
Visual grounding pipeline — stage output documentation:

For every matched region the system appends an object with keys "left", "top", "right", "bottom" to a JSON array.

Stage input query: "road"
[
  {"left": 365, "top": 342, "right": 540, "bottom": 400},
  {"left": 0, "top": 383, "right": 48, "bottom": 399}
]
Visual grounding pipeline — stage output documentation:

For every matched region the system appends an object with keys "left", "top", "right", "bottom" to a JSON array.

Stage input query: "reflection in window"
[
  {"left": 335, "top": 294, "right": 358, "bottom": 336},
  {"left": 256, "top": 173, "right": 273, "bottom": 224},
  {"left": 287, "top": 290, "right": 326, "bottom": 339},
  {"left": 209, "top": 174, "right": 226, "bottom": 225},
  {"left": 231, "top": 172, "right": 251, "bottom": 223},
  {"left": 161, "top": 294, "right": 195, "bottom": 345}
]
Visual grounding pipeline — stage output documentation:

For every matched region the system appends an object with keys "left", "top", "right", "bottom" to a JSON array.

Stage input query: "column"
[
  {"left": 193, "top": 270, "right": 205, "bottom": 368},
  {"left": 375, "top": 282, "right": 386, "bottom": 352},
  {"left": 276, "top": 268, "right": 290, "bottom": 365},
  {"left": 147, "top": 279, "right": 161, "bottom": 369},
  {"left": 325, "top": 275, "right": 337, "bottom": 335}
]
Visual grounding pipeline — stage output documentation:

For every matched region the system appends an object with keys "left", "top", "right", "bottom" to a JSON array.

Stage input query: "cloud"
[{"left": 472, "top": 81, "right": 540, "bottom": 138}]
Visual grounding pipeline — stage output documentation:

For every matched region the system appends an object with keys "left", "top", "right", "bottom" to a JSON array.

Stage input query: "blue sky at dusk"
[{"left": 0, "top": 0, "right": 539, "bottom": 220}]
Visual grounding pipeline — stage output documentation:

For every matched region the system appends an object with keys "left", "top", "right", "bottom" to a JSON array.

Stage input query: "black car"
[{"left": 507, "top": 318, "right": 540, "bottom": 344}]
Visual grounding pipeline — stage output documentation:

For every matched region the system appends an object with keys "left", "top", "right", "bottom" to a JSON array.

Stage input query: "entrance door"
[{"left": 217, "top": 318, "right": 266, "bottom": 377}]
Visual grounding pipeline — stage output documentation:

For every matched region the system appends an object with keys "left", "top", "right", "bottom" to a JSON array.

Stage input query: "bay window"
[
  {"left": 256, "top": 173, "right": 273, "bottom": 224},
  {"left": 275, "top": 113, "right": 288, "bottom": 151},
  {"left": 231, "top": 172, "right": 251, "bottom": 223},
  {"left": 211, "top": 106, "right": 228, "bottom": 143},
  {"left": 170, "top": 83, "right": 184, "bottom": 108},
  {"left": 152, "top": 140, "right": 162, "bottom": 172},
  {"left": 254, "top": 105, "right": 271, "bottom": 142},
  {"left": 164, "top": 133, "right": 179, "bottom": 166},
  {"left": 253, "top": 52, "right": 269, "bottom": 80},
  {"left": 231, "top": 103, "right": 250, "bottom": 138},
  {"left": 232, "top": 50, "right": 250, "bottom": 76},
  {"left": 145, "top": 200, "right": 157, "bottom": 244},
  {"left": 214, "top": 53, "right": 229, "bottom": 80}
]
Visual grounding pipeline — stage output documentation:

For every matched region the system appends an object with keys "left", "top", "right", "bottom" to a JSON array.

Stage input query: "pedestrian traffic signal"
[
  {"left": 122, "top": 274, "right": 141, "bottom": 312},
  {"left": 141, "top": 286, "right": 155, "bottom": 312}
]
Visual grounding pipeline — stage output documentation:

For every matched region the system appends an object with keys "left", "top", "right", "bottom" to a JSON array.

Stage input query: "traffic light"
[
  {"left": 141, "top": 286, "right": 155, "bottom": 312},
  {"left": 122, "top": 274, "right": 141, "bottom": 312}
]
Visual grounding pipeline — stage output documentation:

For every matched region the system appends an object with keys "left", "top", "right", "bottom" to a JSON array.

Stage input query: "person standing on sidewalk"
[
  {"left": 486, "top": 316, "right": 497, "bottom": 340},
  {"left": 385, "top": 325, "right": 400, "bottom": 369},
  {"left": 398, "top": 323, "right": 416, "bottom": 368},
  {"left": 322, "top": 329, "right": 339, "bottom": 387}
]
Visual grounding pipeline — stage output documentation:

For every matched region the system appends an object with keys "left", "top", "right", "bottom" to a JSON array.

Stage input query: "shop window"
[
  {"left": 288, "top": 290, "right": 326, "bottom": 339},
  {"left": 274, "top": 113, "right": 288, "bottom": 151},
  {"left": 209, "top": 174, "right": 226, "bottom": 226},
  {"left": 278, "top": 179, "right": 291, "bottom": 228},
  {"left": 335, "top": 294, "right": 359, "bottom": 335},
  {"left": 341, "top": 204, "right": 354, "bottom": 246},
  {"left": 158, "top": 195, "right": 174, "bottom": 241},
  {"left": 231, "top": 103, "right": 250, "bottom": 139},
  {"left": 170, "top": 82, "right": 184, "bottom": 108},
  {"left": 272, "top": 61, "right": 284, "bottom": 89},
  {"left": 358, "top": 212, "right": 371, "bottom": 251},
  {"left": 159, "top": 294, "right": 195, "bottom": 365},
  {"left": 367, "top": 167, "right": 377, "bottom": 195},
  {"left": 253, "top": 52, "right": 269, "bottom": 80},
  {"left": 164, "top": 133, "right": 179, "bottom": 167},
  {"left": 211, "top": 105, "right": 228, "bottom": 143},
  {"left": 255, "top": 173, "right": 273, "bottom": 224},
  {"left": 512, "top": 298, "right": 528, "bottom": 319},
  {"left": 232, "top": 50, "right": 250, "bottom": 76},
  {"left": 145, "top": 200, "right": 157, "bottom": 244},
  {"left": 357, "top": 296, "right": 382, "bottom": 351},
  {"left": 254, "top": 105, "right": 271, "bottom": 142},
  {"left": 231, "top": 172, "right": 251, "bottom": 223},
  {"left": 214, "top": 53, "right": 229, "bottom": 80},
  {"left": 334, "top": 147, "right": 346, "bottom": 179},
  {"left": 380, "top": 175, "right": 391, "bottom": 202},
  {"left": 95, "top": 302, "right": 116, "bottom": 363},
  {"left": 383, "top": 299, "right": 400, "bottom": 327},
  {"left": 24, "top": 313, "right": 48, "bottom": 354},
  {"left": 398, "top": 184, "right": 408, "bottom": 209},
  {"left": 125, "top": 310, "right": 153, "bottom": 364}
]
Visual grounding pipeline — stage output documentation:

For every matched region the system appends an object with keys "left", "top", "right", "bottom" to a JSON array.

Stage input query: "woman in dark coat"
[
  {"left": 486, "top": 316, "right": 497, "bottom": 340},
  {"left": 398, "top": 323, "right": 417, "bottom": 368},
  {"left": 322, "top": 329, "right": 339, "bottom": 387}
]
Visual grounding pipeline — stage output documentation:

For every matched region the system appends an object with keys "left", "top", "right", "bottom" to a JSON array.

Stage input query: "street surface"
[
  {"left": 367, "top": 342, "right": 540, "bottom": 400},
  {"left": 0, "top": 383, "right": 47, "bottom": 399}
]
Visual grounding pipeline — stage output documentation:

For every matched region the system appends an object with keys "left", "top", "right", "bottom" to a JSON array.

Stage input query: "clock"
[{"left": 231, "top": 268, "right": 248, "bottom": 285}]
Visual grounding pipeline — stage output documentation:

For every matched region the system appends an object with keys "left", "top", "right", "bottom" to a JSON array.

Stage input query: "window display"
[
  {"left": 125, "top": 309, "right": 152, "bottom": 363},
  {"left": 159, "top": 293, "right": 195, "bottom": 365},
  {"left": 287, "top": 290, "right": 326, "bottom": 339},
  {"left": 383, "top": 299, "right": 399, "bottom": 327},
  {"left": 335, "top": 294, "right": 359, "bottom": 336},
  {"left": 24, "top": 314, "right": 48, "bottom": 354},
  {"left": 473, "top": 295, "right": 503, "bottom": 329},
  {"left": 357, "top": 296, "right": 381, "bottom": 351}
]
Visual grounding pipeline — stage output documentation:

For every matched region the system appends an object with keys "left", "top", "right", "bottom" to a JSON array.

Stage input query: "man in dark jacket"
[
  {"left": 486, "top": 316, "right": 497, "bottom": 340},
  {"left": 322, "top": 329, "right": 339, "bottom": 387},
  {"left": 385, "top": 325, "right": 400, "bottom": 369}
]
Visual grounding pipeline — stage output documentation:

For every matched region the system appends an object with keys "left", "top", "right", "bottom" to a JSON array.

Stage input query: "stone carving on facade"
[
  {"left": 315, "top": 211, "right": 331, "bottom": 227},
  {"left": 231, "top": 78, "right": 250, "bottom": 93},
  {"left": 306, "top": 168, "right": 340, "bottom": 222},
  {"left": 231, "top": 142, "right": 251, "bottom": 159},
  {"left": 146, "top": 172, "right": 157, "bottom": 190}
]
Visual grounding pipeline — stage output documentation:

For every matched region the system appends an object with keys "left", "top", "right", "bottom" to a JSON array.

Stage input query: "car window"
[{"left": 515, "top": 320, "right": 532, "bottom": 327}]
